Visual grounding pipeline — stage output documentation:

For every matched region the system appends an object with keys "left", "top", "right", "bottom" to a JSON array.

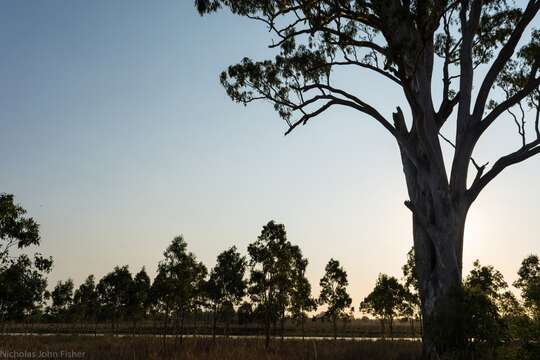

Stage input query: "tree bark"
[{"left": 401, "top": 144, "right": 468, "bottom": 358}]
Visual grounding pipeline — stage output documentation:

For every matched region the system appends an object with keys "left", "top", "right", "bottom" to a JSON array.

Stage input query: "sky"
[{"left": 1, "top": 0, "right": 539, "bottom": 310}]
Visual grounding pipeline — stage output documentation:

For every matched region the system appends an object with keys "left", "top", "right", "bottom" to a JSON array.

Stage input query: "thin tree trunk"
[
  {"left": 180, "top": 310, "right": 185, "bottom": 344},
  {"left": 174, "top": 311, "right": 179, "bottom": 348},
  {"left": 212, "top": 307, "right": 217, "bottom": 342}
]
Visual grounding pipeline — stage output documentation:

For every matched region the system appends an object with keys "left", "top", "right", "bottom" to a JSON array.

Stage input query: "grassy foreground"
[{"left": 0, "top": 335, "right": 421, "bottom": 360}]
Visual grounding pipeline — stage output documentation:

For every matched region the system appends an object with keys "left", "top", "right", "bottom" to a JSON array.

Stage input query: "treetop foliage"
[
  {"left": 0, "top": 194, "right": 53, "bottom": 322},
  {"left": 514, "top": 254, "right": 540, "bottom": 316},
  {"left": 206, "top": 246, "right": 247, "bottom": 305},
  {"left": 0, "top": 193, "right": 41, "bottom": 261}
]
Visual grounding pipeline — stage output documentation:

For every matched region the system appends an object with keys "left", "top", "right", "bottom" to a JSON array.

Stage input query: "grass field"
[{"left": 0, "top": 335, "right": 421, "bottom": 360}]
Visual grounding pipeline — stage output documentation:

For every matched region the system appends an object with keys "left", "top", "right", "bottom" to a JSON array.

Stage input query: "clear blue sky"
[{"left": 1, "top": 0, "right": 539, "bottom": 307}]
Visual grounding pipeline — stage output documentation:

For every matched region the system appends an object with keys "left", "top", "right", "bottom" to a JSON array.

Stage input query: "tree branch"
[
  {"left": 467, "top": 138, "right": 540, "bottom": 202},
  {"left": 472, "top": 0, "right": 540, "bottom": 122},
  {"left": 479, "top": 75, "right": 540, "bottom": 135}
]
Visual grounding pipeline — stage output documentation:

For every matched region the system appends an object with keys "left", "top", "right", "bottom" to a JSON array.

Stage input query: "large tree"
[{"left": 195, "top": 1, "right": 540, "bottom": 357}]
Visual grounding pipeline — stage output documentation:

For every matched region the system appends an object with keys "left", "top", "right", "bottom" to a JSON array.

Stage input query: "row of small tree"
[
  {"left": 43, "top": 221, "right": 355, "bottom": 346},
  {"left": 0, "top": 197, "right": 356, "bottom": 346}
]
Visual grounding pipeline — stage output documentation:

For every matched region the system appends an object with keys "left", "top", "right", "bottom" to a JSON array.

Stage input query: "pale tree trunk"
[{"left": 400, "top": 137, "right": 469, "bottom": 358}]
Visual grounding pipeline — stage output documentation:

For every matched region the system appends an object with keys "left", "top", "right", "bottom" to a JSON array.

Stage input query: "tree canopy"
[{"left": 0, "top": 194, "right": 52, "bottom": 324}]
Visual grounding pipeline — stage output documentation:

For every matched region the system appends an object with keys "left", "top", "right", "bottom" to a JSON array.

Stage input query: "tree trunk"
[
  {"left": 212, "top": 308, "right": 217, "bottom": 341},
  {"left": 332, "top": 317, "right": 337, "bottom": 341},
  {"left": 180, "top": 311, "right": 185, "bottom": 344},
  {"left": 400, "top": 144, "right": 468, "bottom": 358},
  {"left": 413, "top": 212, "right": 466, "bottom": 359}
]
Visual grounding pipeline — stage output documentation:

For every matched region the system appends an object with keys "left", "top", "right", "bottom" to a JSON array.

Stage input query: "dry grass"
[{"left": 0, "top": 335, "right": 421, "bottom": 360}]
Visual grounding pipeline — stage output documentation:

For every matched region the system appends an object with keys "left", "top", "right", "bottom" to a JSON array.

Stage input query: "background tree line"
[{"left": 1, "top": 194, "right": 539, "bottom": 358}]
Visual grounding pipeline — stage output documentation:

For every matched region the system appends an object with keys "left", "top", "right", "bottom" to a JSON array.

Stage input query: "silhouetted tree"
[
  {"left": 97, "top": 265, "right": 133, "bottom": 334},
  {"left": 149, "top": 270, "right": 172, "bottom": 337},
  {"left": 318, "top": 259, "right": 353, "bottom": 340},
  {"left": 514, "top": 254, "right": 540, "bottom": 318},
  {"left": 50, "top": 279, "right": 74, "bottom": 323},
  {"left": 510, "top": 254, "right": 540, "bottom": 359},
  {"left": 401, "top": 247, "right": 421, "bottom": 336},
  {"left": 73, "top": 275, "right": 99, "bottom": 333},
  {"left": 154, "top": 235, "right": 207, "bottom": 342},
  {"left": 237, "top": 301, "right": 253, "bottom": 330},
  {"left": 127, "top": 267, "right": 151, "bottom": 335},
  {"left": 289, "top": 247, "right": 316, "bottom": 340},
  {"left": 0, "top": 254, "right": 51, "bottom": 330},
  {"left": 247, "top": 220, "right": 295, "bottom": 348},
  {"left": 0, "top": 194, "right": 53, "bottom": 331},
  {"left": 360, "top": 274, "right": 406, "bottom": 338},
  {"left": 196, "top": 2, "right": 540, "bottom": 356},
  {"left": 462, "top": 260, "right": 510, "bottom": 356},
  {"left": 0, "top": 194, "right": 40, "bottom": 263},
  {"left": 204, "top": 246, "right": 246, "bottom": 339}
]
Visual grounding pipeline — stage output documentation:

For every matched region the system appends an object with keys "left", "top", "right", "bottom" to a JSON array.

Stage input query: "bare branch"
[
  {"left": 325, "top": 60, "right": 402, "bottom": 85},
  {"left": 467, "top": 138, "right": 540, "bottom": 202},
  {"left": 284, "top": 90, "right": 397, "bottom": 139},
  {"left": 479, "top": 75, "right": 540, "bottom": 134}
]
